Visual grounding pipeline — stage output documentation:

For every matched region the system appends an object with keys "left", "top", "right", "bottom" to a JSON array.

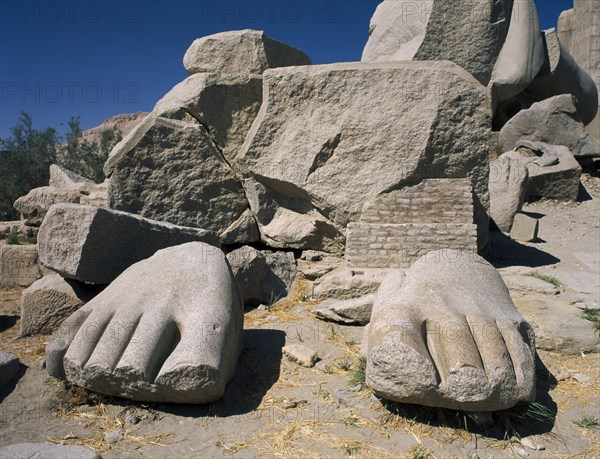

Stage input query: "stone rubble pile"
[{"left": 0, "top": 1, "right": 598, "bottom": 426}]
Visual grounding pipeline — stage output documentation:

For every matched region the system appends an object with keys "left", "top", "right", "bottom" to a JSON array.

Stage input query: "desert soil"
[{"left": 0, "top": 168, "right": 598, "bottom": 459}]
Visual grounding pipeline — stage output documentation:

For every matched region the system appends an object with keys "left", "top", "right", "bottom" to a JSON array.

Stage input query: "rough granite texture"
[
  {"left": 0, "top": 244, "right": 41, "bottom": 288},
  {"left": 38, "top": 203, "right": 219, "bottom": 284},
  {"left": 183, "top": 29, "right": 311, "bottom": 75},
  {"left": 236, "top": 61, "right": 491, "bottom": 253},
  {"left": 366, "top": 250, "right": 537, "bottom": 411},
  {"left": 105, "top": 116, "right": 252, "bottom": 238}
]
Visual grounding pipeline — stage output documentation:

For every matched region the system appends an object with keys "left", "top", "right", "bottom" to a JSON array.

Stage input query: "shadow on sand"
[
  {"left": 121, "top": 328, "right": 287, "bottom": 418},
  {"left": 487, "top": 230, "right": 560, "bottom": 268}
]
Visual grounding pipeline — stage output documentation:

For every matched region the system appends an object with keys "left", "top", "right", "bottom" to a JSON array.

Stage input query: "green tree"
[
  {"left": 0, "top": 112, "right": 57, "bottom": 220},
  {"left": 59, "top": 116, "right": 121, "bottom": 183}
]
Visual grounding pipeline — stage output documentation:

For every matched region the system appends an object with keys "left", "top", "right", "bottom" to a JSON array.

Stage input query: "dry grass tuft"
[{"left": 51, "top": 401, "right": 174, "bottom": 452}]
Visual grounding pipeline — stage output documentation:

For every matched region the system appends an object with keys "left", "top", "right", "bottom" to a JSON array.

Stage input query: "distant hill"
[{"left": 80, "top": 112, "right": 148, "bottom": 144}]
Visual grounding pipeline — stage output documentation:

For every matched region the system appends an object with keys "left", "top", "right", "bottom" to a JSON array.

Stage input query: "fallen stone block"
[
  {"left": 183, "top": 29, "right": 311, "bottom": 75},
  {"left": 236, "top": 61, "right": 491, "bottom": 252},
  {"left": 20, "top": 274, "right": 102, "bottom": 337},
  {"left": 489, "top": 156, "right": 529, "bottom": 232},
  {"left": 314, "top": 294, "right": 375, "bottom": 325},
  {"left": 13, "top": 187, "right": 81, "bottom": 226},
  {"left": 38, "top": 203, "right": 219, "bottom": 284},
  {"left": 226, "top": 246, "right": 296, "bottom": 306},
  {"left": 0, "top": 243, "right": 41, "bottom": 288},
  {"left": 502, "top": 143, "right": 582, "bottom": 201},
  {"left": 499, "top": 95, "right": 600, "bottom": 159},
  {"left": 105, "top": 116, "right": 253, "bottom": 241},
  {"left": 283, "top": 344, "right": 318, "bottom": 368},
  {"left": 510, "top": 214, "right": 539, "bottom": 242}
]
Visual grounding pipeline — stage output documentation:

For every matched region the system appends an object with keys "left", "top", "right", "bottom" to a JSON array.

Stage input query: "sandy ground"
[{"left": 0, "top": 168, "right": 599, "bottom": 459}]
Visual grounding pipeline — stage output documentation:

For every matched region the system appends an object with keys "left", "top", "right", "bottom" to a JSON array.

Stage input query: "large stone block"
[
  {"left": 49, "top": 164, "right": 94, "bottom": 191},
  {"left": 105, "top": 116, "right": 252, "bottom": 239},
  {"left": 46, "top": 243, "right": 244, "bottom": 404},
  {"left": 13, "top": 187, "right": 81, "bottom": 226},
  {"left": 499, "top": 95, "right": 600, "bottom": 159},
  {"left": 236, "top": 61, "right": 491, "bottom": 252},
  {"left": 226, "top": 246, "right": 296, "bottom": 306},
  {"left": 152, "top": 73, "right": 263, "bottom": 162},
  {"left": 0, "top": 244, "right": 41, "bottom": 288},
  {"left": 501, "top": 143, "right": 582, "bottom": 201},
  {"left": 183, "top": 29, "right": 311, "bottom": 75},
  {"left": 525, "top": 28, "right": 598, "bottom": 126},
  {"left": 38, "top": 203, "right": 219, "bottom": 284},
  {"left": 20, "top": 274, "right": 101, "bottom": 336},
  {"left": 489, "top": 156, "right": 529, "bottom": 232}
]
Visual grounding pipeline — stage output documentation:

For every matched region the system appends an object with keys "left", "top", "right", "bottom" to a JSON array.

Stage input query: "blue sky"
[{"left": 0, "top": 0, "right": 573, "bottom": 140}]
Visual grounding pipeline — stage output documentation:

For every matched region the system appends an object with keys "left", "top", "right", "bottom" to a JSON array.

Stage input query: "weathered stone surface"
[
  {"left": 226, "top": 246, "right": 296, "bottom": 306},
  {"left": 0, "top": 244, "right": 41, "bottom": 288},
  {"left": 510, "top": 214, "right": 539, "bottom": 242},
  {"left": 282, "top": 344, "right": 318, "bottom": 368},
  {"left": 105, "top": 116, "right": 251, "bottom": 240},
  {"left": 314, "top": 294, "right": 375, "bottom": 325},
  {"left": 80, "top": 181, "right": 109, "bottom": 208},
  {"left": 183, "top": 30, "right": 311, "bottom": 75},
  {"left": 13, "top": 187, "right": 81, "bottom": 226},
  {"left": 152, "top": 73, "right": 263, "bottom": 161},
  {"left": 236, "top": 61, "right": 491, "bottom": 252},
  {"left": 366, "top": 250, "right": 536, "bottom": 411},
  {"left": 20, "top": 274, "right": 101, "bottom": 337},
  {"left": 0, "top": 444, "right": 102, "bottom": 459},
  {"left": 0, "top": 352, "right": 20, "bottom": 388},
  {"left": 563, "top": 0, "right": 600, "bottom": 138},
  {"left": 38, "top": 203, "right": 219, "bottom": 284},
  {"left": 243, "top": 177, "right": 344, "bottom": 252},
  {"left": 526, "top": 28, "right": 598, "bottom": 126},
  {"left": 501, "top": 144, "right": 582, "bottom": 201},
  {"left": 46, "top": 242, "right": 243, "bottom": 404},
  {"left": 501, "top": 273, "right": 560, "bottom": 295},
  {"left": 297, "top": 257, "right": 341, "bottom": 281},
  {"left": 557, "top": 8, "right": 574, "bottom": 50},
  {"left": 49, "top": 164, "right": 94, "bottom": 191},
  {"left": 499, "top": 95, "right": 600, "bottom": 159},
  {"left": 413, "top": 0, "right": 517, "bottom": 86},
  {"left": 489, "top": 156, "right": 529, "bottom": 232},
  {"left": 490, "top": 0, "right": 547, "bottom": 105},
  {"left": 513, "top": 296, "right": 599, "bottom": 354},
  {"left": 314, "top": 266, "right": 394, "bottom": 300},
  {"left": 362, "top": 0, "right": 433, "bottom": 62}
]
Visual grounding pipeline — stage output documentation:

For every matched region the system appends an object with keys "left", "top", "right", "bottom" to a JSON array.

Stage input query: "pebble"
[
  {"left": 126, "top": 413, "right": 141, "bottom": 425},
  {"left": 555, "top": 371, "right": 571, "bottom": 381},
  {"left": 573, "top": 373, "right": 591, "bottom": 384},
  {"left": 257, "top": 305, "right": 268, "bottom": 311},
  {"left": 513, "top": 446, "right": 529, "bottom": 457},
  {"left": 104, "top": 429, "right": 123, "bottom": 443},
  {"left": 282, "top": 344, "right": 318, "bottom": 368},
  {"left": 520, "top": 437, "right": 545, "bottom": 451},
  {"left": 335, "top": 389, "right": 353, "bottom": 406},
  {"left": 37, "top": 358, "right": 46, "bottom": 370}
]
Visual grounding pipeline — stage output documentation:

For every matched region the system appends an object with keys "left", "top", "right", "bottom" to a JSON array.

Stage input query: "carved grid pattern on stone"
[{"left": 345, "top": 179, "right": 478, "bottom": 268}]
